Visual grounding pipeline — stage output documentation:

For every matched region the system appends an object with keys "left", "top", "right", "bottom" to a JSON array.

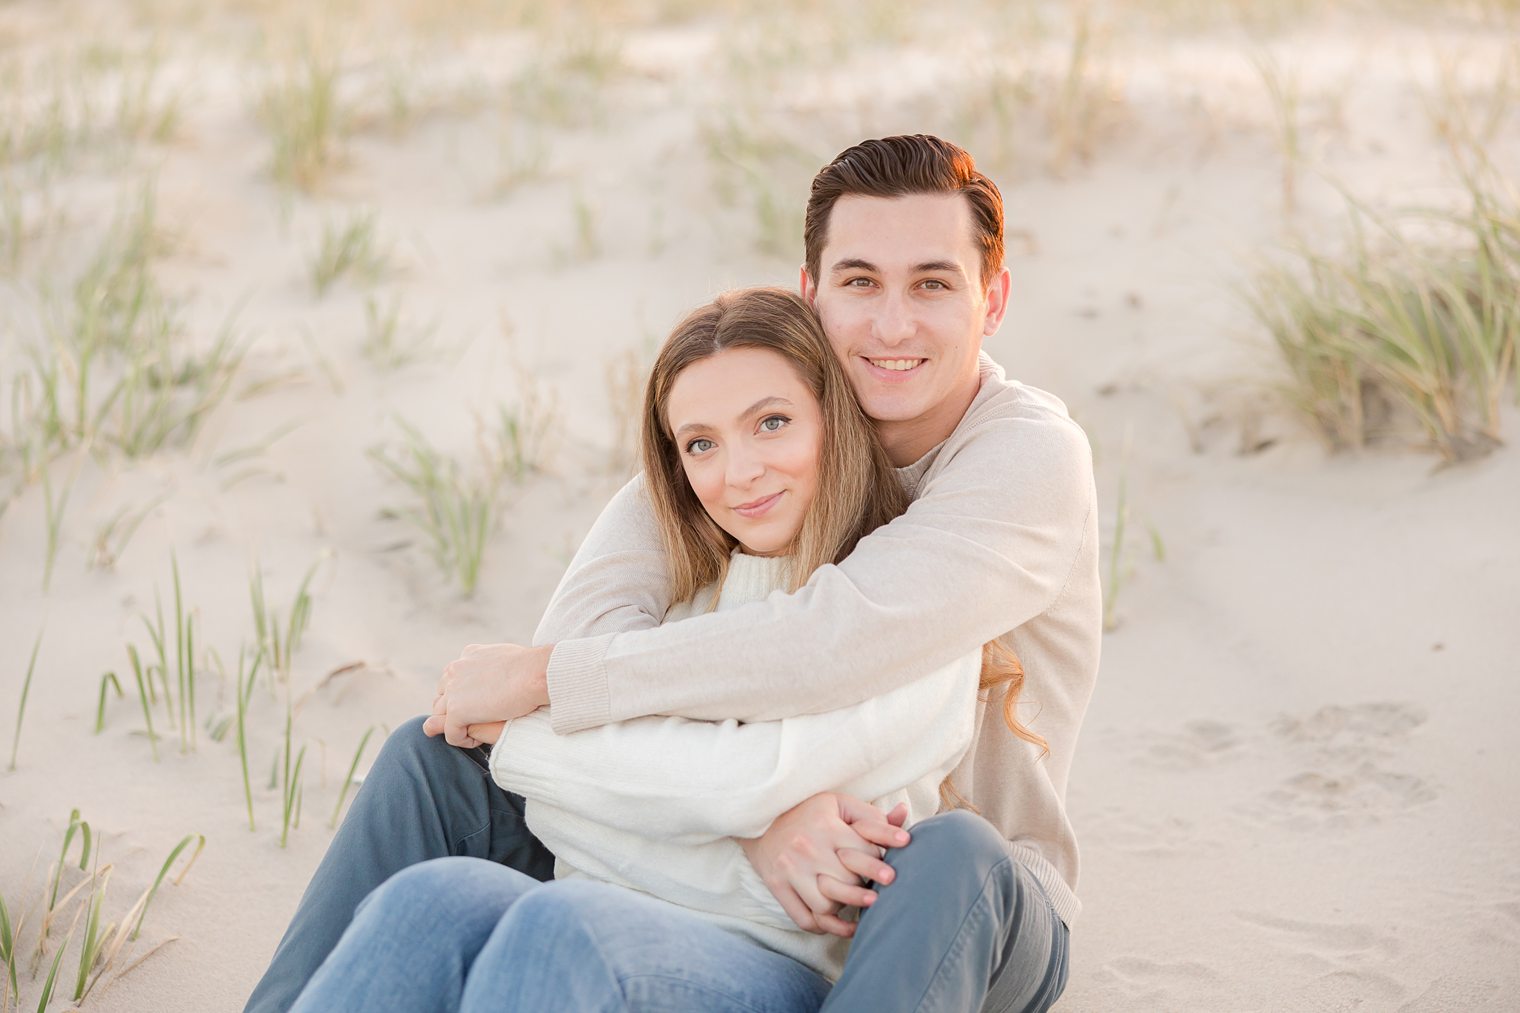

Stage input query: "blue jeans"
[
  {"left": 826, "top": 809, "right": 1069, "bottom": 1013},
  {"left": 245, "top": 716, "right": 555, "bottom": 1013},
  {"left": 289, "top": 857, "right": 831, "bottom": 1012},
  {"left": 252, "top": 719, "right": 1069, "bottom": 1012}
]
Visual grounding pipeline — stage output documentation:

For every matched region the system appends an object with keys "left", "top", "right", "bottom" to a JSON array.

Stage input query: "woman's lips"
[{"left": 733, "top": 491, "right": 783, "bottom": 518}]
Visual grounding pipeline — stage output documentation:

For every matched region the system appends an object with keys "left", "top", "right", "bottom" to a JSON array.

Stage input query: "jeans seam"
[
  {"left": 913, "top": 854, "right": 1018, "bottom": 1013},
  {"left": 618, "top": 972, "right": 777, "bottom": 1013}
]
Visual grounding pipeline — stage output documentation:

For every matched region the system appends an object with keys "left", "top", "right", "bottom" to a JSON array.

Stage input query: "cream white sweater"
[
  {"left": 532, "top": 355, "right": 1101, "bottom": 930},
  {"left": 492, "top": 551, "right": 981, "bottom": 980}
]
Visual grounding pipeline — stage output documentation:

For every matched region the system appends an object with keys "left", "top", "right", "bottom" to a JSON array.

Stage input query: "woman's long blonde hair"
[{"left": 640, "top": 287, "right": 1047, "bottom": 803}]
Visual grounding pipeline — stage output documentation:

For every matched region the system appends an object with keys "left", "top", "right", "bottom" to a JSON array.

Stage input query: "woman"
[{"left": 290, "top": 288, "right": 1037, "bottom": 1011}]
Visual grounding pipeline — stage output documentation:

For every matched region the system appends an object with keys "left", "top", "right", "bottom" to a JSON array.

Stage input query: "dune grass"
[
  {"left": 89, "top": 492, "right": 168, "bottom": 570},
  {"left": 21, "top": 185, "right": 244, "bottom": 466},
  {"left": 39, "top": 466, "right": 72, "bottom": 592},
  {"left": 1251, "top": 50, "right": 1305, "bottom": 217},
  {"left": 279, "top": 702, "right": 307, "bottom": 849},
  {"left": 125, "top": 645, "right": 159, "bottom": 762},
  {"left": 94, "top": 672, "right": 123, "bottom": 734},
  {"left": 371, "top": 420, "right": 499, "bottom": 595},
  {"left": 7, "top": 630, "right": 43, "bottom": 772},
  {"left": 110, "top": 557, "right": 202, "bottom": 758},
  {"left": 330, "top": 725, "right": 377, "bottom": 829},
  {"left": 234, "top": 646, "right": 263, "bottom": 832},
  {"left": 1248, "top": 164, "right": 1519, "bottom": 460},
  {"left": 0, "top": 891, "right": 17, "bottom": 1007},
  {"left": 249, "top": 558, "right": 319, "bottom": 683},
  {"left": 15, "top": 815, "right": 205, "bottom": 1008},
  {"left": 258, "top": 43, "right": 348, "bottom": 191},
  {"left": 0, "top": 44, "right": 178, "bottom": 177},
  {"left": 309, "top": 212, "right": 392, "bottom": 297},
  {"left": 361, "top": 295, "right": 439, "bottom": 370}
]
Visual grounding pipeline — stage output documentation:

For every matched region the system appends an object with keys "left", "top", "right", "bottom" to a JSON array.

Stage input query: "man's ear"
[
  {"left": 799, "top": 265, "right": 818, "bottom": 305},
  {"left": 982, "top": 266, "right": 1012, "bottom": 336}
]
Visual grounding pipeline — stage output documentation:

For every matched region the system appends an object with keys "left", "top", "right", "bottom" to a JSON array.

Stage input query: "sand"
[{"left": 1, "top": 1, "right": 1518, "bottom": 1010}]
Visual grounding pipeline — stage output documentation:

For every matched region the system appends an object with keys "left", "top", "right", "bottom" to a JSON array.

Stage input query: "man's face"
[{"left": 803, "top": 193, "right": 1010, "bottom": 464}]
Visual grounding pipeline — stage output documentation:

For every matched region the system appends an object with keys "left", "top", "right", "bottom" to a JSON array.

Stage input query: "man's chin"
[{"left": 858, "top": 395, "right": 927, "bottom": 426}]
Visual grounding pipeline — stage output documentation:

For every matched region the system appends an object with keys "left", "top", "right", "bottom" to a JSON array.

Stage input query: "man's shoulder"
[{"left": 954, "top": 354, "right": 1089, "bottom": 449}]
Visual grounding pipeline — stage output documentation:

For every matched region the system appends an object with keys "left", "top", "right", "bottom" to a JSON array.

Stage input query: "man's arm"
[
  {"left": 490, "top": 651, "right": 978, "bottom": 842},
  {"left": 545, "top": 412, "right": 1094, "bottom": 733},
  {"left": 533, "top": 474, "right": 670, "bottom": 644}
]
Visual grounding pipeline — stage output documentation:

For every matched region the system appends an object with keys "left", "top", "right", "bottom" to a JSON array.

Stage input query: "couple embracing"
[{"left": 246, "top": 134, "right": 1099, "bottom": 1013}]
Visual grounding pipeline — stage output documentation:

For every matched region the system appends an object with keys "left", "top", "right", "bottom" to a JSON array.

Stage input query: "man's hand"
[
  {"left": 422, "top": 643, "right": 552, "bottom": 747},
  {"left": 739, "top": 792, "right": 910, "bottom": 938}
]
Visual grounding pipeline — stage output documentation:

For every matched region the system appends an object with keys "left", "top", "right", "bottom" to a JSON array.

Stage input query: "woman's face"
[{"left": 665, "top": 346, "right": 824, "bottom": 557}]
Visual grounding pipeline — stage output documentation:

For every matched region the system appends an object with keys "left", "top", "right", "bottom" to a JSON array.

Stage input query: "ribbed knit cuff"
[
  {"left": 545, "top": 633, "right": 616, "bottom": 734},
  {"left": 1007, "top": 841, "right": 1082, "bottom": 928}
]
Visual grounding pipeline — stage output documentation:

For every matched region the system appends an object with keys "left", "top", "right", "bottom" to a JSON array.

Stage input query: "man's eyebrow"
[
  {"left": 672, "top": 396, "right": 794, "bottom": 439},
  {"left": 828, "top": 257, "right": 966, "bottom": 276}
]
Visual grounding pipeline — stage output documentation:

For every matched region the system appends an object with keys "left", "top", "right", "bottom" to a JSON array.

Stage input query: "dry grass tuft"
[{"left": 1249, "top": 164, "right": 1519, "bottom": 461}]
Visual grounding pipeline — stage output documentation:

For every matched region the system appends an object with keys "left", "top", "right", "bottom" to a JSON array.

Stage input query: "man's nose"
[{"left": 873, "top": 291, "right": 915, "bottom": 346}]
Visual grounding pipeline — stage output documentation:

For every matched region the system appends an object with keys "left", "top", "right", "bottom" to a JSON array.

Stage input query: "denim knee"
[
  {"left": 502, "top": 880, "right": 602, "bottom": 931},
  {"left": 892, "top": 809, "right": 1009, "bottom": 876},
  {"left": 356, "top": 856, "right": 486, "bottom": 919},
  {"left": 371, "top": 715, "right": 440, "bottom": 775}
]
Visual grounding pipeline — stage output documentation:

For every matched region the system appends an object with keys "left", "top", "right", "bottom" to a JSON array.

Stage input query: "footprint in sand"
[
  {"left": 1234, "top": 911, "right": 1411, "bottom": 1005},
  {"left": 1265, "top": 701, "right": 1435, "bottom": 828},
  {"left": 1137, "top": 718, "right": 1240, "bottom": 770}
]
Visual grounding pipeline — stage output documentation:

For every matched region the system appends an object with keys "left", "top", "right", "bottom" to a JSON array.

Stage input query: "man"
[{"left": 247, "top": 134, "right": 1098, "bottom": 1013}]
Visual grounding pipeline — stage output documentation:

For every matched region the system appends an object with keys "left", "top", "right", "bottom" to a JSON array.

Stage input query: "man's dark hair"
[{"left": 803, "top": 134, "right": 1005, "bottom": 287}]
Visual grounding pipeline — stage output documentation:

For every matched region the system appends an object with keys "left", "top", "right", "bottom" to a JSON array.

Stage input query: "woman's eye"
[
  {"left": 686, "top": 437, "right": 715, "bottom": 454},
  {"left": 759, "top": 415, "right": 789, "bottom": 433}
]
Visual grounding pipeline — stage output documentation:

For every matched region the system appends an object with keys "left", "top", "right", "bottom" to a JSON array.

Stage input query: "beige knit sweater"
[{"left": 534, "top": 354, "right": 1101, "bottom": 928}]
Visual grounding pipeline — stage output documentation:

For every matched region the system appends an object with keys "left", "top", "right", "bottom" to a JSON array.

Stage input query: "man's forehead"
[{"left": 822, "top": 193, "right": 978, "bottom": 272}]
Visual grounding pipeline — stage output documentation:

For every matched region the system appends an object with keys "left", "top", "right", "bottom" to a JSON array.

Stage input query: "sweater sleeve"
[
  {"left": 492, "top": 650, "right": 980, "bottom": 842},
  {"left": 545, "top": 412, "right": 1095, "bottom": 733},
  {"left": 531, "top": 474, "right": 671, "bottom": 647},
  {"left": 521, "top": 802, "right": 795, "bottom": 930}
]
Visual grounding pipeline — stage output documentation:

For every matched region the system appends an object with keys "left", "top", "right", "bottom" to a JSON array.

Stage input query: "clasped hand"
[
  {"left": 740, "top": 792, "right": 912, "bottom": 938},
  {"left": 422, "top": 642, "right": 552, "bottom": 748}
]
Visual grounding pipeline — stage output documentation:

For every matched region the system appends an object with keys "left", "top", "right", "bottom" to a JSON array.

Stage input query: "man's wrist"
[{"left": 532, "top": 643, "right": 554, "bottom": 708}]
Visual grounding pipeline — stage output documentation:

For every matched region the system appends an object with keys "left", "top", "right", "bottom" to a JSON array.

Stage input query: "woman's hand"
[
  {"left": 422, "top": 643, "right": 553, "bottom": 747},
  {"left": 738, "top": 792, "right": 910, "bottom": 938}
]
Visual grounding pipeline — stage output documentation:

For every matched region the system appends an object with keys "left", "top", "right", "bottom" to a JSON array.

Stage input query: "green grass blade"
[
  {"left": 1, "top": 891, "right": 18, "bottom": 999},
  {"left": 127, "top": 833, "right": 204, "bottom": 942},
  {"left": 95, "top": 671, "right": 123, "bottom": 734},
  {"left": 329, "top": 726, "right": 376, "bottom": 828},
  {"left": 8, "top": 628, "right": 44, "bottom": 771},
  {"left": 71, "top": 875, "right": 108, "bottom": 1001},
  {"left": 34, "top": 930, "right": 70, "bottom": 1013},
  {"left": 127, "top": 645, "right": 159, "bottom": 761}
]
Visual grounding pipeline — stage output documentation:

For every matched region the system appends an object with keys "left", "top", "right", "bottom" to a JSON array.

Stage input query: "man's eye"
[
  {"left": 759, "top": 415, "right": 789, "bottom": 433},
  {"left": 922, "top": 279, "right": 948, "bottom": 290},
  {"left": 686, "top": 438, "right": 715, "bottom": 454},
  {"left": 846, "top": 277, "right": 874, "bottom": 288}
]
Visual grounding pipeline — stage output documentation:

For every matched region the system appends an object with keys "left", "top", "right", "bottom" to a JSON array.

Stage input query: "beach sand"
[{"left": 2, "top": 2, "right": 1517, "bottom": 1009}]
